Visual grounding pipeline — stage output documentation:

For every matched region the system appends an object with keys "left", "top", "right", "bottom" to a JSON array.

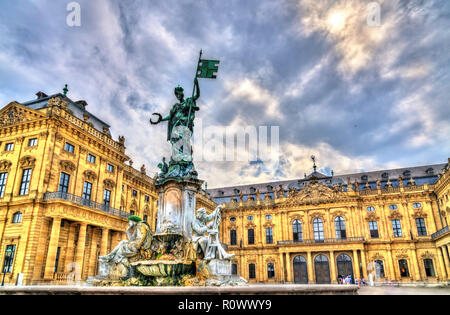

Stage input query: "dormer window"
[
  {"left": 234, "top": 189, "right": 240, "bottom": 194},
  {"left": 403, "top": 170, "right": 411, "bottom": 177},
  {"left": 249, "top": 187, "right": 256, "bottom": 193},
  {"left": 361, "top": 175, "right": 368, "bottom": 181},
  {"left": 267, "top": 185, "right": 273, "bottom": 191},
  {"left": 381, "top": 173, "right": 389, "bottom": 179},
  {"left": 218, "top": 191, "right": 224, "bottom": 196},
  {"left": 426, "top": 168, "right": 434, "bottom": 175}
]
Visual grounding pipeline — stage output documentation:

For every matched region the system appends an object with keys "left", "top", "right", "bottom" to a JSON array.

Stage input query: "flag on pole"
[{"left": 197, "top": 59, "right": 220, "bottom": 79}]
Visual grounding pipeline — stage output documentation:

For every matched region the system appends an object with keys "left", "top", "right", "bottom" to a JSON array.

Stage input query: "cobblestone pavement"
[{"left": 358, "top": 286, "right": 450, "bottom": 295}]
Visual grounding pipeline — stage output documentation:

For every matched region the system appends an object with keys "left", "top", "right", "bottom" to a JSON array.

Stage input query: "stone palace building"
[{"left": 0, "top": 88, "right": 449, "bottom": 285}]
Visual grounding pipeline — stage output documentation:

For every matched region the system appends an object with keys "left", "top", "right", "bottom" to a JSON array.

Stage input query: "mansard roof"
[
  {"left": 20, "top": 92, "right": 110, "bottom": 132},
  {"left": 209, "top": 162, "right": 447, "bottom": 202}
]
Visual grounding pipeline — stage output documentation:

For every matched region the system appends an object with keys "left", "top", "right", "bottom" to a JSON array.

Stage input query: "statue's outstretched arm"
[{"left": 194, "top": 77, "right": 200, "bottom": 101}]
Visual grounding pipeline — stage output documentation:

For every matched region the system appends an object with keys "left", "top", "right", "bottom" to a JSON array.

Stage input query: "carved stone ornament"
[
  {"left": 284, "top": 182, "right": 346, "bottom": 206},
  {"left": 289, "top": 214, "right": 303, "bottom": 222},
  {"left": 60, "top": 160, "right": 76, "bottom": 173},
  {"left": 0, "top": 106, "right": 28, "bottom": 127},
  {"left": 365, "top": 212, "right": 380, "bottom": 222},
  {"left": 421, "top": 251, "right": 434, "bottom": 259},
  {"left": 310, "top": 211, "right": 325, "bottom": 223},
  {"left": 19, "top": 156, "right": 36, "bottom": 168},
  {"left": 412, "top": 209, "right": 427, "bottom": 219},
  {"left": 388, "top": 212, "right": 403, "bottom": 220},
  {"left": 0, "top": 160, "right": 12, "bottom": 171},
  {"left": 104, "top": 179, "right": 115, "bottom": 190},
  {"left": 371, "top": 252, "right": 384, "bottom": 261},
  {"left": 83, "top": 170, "right": 97, "bottom": 181}
]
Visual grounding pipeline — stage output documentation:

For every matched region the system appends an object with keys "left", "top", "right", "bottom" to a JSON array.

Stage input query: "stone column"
[
  {"left": 352, "top": 250, "right": 361, "bottom": 280},
  {"left": 64, "top": 223, "right": 77, "bottom": 269},
  {"left": 279, "top": 253, "right": 285, "bottom": 283},
  {"left": 441, "top": 246, "right": 450, "bottom": 279},
  {"left": 410, "top": 248, "right": 421, "bottom": 281},
  {"left": 88, "top": 228, "right": 99, "bottom": 276},
  {"left": 436, "top": 247, "right": 448, "bottom": 281},
  {"left": 44, "top": 217, "right": 62, "bottom": 279},
  {"left": 360, "top": 249, "right": 368, "bottom": 280},
  {"left": 285, "top": 252, "right": 293, "bottom": 283},
  {"left": 75, "top": 223, "right": 88, "bottom": 281},
  {"left": 307, "top": 251, "right": 314, "bottom": 284},
  {"left": 329, "top": 251, "right": 337, "bottom": 284},
  {"left": 100, "top": 228, "right": 109, "bottom": 256}
]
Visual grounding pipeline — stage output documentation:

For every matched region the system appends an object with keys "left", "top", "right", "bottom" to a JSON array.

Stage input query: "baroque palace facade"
[
  {"left": 210, "top": 162, "right": 450, "bottom": 284},
  {"left": 0, "top": 89, "right": 215, "bottom": 285},
  {"left": 0, "top": 89, "right": 449, "bottom": 286}
]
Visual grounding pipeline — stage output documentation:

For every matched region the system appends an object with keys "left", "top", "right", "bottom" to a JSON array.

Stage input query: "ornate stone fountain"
[{"left": 89, "top": 52, "right": 246, "bottom": 287}]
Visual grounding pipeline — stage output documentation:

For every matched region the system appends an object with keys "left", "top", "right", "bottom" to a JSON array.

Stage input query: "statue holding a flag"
[{"left": 151, "top": 51, "right": 220, "bottom": 180}]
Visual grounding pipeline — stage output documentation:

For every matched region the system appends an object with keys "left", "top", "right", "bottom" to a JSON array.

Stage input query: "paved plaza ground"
[{"left": 358, "top": 286, "right": 450, "bottom": 295}]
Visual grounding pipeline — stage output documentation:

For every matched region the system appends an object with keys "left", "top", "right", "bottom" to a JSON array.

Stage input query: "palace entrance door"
[
  {"left": 293, "top": 255, "right": 308, "bottom": 284},
  {"left": 336, "top": 254, "right": 354, "bottom": 282},
  {"left": 314, "top": 254, "right": 331, "bottom": 284}
]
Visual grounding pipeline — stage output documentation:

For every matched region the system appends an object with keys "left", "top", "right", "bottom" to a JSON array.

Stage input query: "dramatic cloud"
[{"left": 0, "top": 0, "right": 448, "bottom": 188}]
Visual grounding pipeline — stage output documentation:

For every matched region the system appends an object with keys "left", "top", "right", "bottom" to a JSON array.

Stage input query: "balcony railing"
[
  {"left": 277, "top": 237, "right": 365, "bottom": 246},
  {"left": 43, "top": 192, "right": 130, "bottom": 219},
  {"left": 431, "top": 226, "right": 449, "bottom": 240}
]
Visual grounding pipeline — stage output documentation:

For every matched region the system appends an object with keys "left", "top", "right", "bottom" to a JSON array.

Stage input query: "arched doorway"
[
  {"left": 314, "top": 254, "right": 330, "bottom": 284},
  {"left": 336, "top": 254, "right": 353, "bottom": 283},
  {"left": 293, "top": 255, "right": 308, "bottom": 284}
]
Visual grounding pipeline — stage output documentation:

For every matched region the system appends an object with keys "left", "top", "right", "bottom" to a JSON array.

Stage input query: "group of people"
[{"left": 338, "top": 275, "right": 367, "bottom": 286}]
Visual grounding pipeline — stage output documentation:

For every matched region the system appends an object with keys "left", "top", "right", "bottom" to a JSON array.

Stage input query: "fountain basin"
[{"left": 132, "top": 260, "right": 195, "bottom": 277}]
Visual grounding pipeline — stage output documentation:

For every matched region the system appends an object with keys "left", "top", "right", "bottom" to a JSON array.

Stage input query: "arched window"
[
  {"left": 230, "top": 217, "right": 236, "bottom": 222},
  {"left": 293, "top": 220, "right": 303, "bottom": 242},
  {"left": 267, "top": 263, "right": 275, "bottom": 279},
  {"left": 334, "top": 216, "right": 346, "bottom": 239},
  {"left": 12, "top": 211, "right": 22, "bottom": 223},
  {"left": 313, "top": 218, "right": 324, "bottom": 241},
  {"left": 265, "top": 214, "right": 272, "bottom": 220},
  {"left": 398, "top": 260, "right": 410, "bottom": 277},
  {"left": 389, "top": 205, "right": 398, "bottom": 210},
  {"left": 367, "top": 206, "right": 375, "bottom": 212}
]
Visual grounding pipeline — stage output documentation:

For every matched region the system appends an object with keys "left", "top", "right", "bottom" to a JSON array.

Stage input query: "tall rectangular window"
[
  {"left": 87, "top": 154, "right": 96, "bottom": 164},
  {"left": 392, "top": 220, "right": 402, "bottom": 237},
  {"left": 103, "top": 189, "right": 111, "bottom": 207},
  {"left": 266, "top": 227, "right": 273, "bottom": 244},
  {"left": 82, "top": 181, "right": 92, "bottom": 200},
  {"left": 249, "top": 264, "right": 256, "bottom": 279},
  {"left": 107, "top": 164, "right": 115, "bottom": 173},
  {"left": 416, "top": 218, "right": 427, "bottom": 236},
  {"left": 19, "top": 169, "right": 32, "bottom": 196},
  {"left": 232, "top": 264, "right": 238, "bottom": 275},
  {"left": 267, "top": 263, "right": 275, "bottom": 279},
  {"left": 2, "top": 245, "right": 16, "bottom": 273},
  {"left": 248, "top": 229, "right": 255, "bottom": 245},
  {"left": 423, "top": 259, "right": 435, "bottom": 277},
  {"left": 230, "top": 230, "right": 237, "bottom": 246},
  {"left": 58, "top": 172, "right": 70, "bottom": 193},
  {"left": 5, "top": 143, "right": 14, "bottom": 151},
  {"left": 0, "top": 172, "right": 8, "bottom": 198},
  {"left": 369, "top": 221, "right": 379, "bottom": 238},
  {"left": 28, "top": 138, "right": 38, "bottom": 147},
  {"left": 64, "top": 142, "right": 74, "bottom": 153}
]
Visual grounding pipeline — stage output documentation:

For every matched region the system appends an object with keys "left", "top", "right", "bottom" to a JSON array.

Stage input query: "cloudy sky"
[{"left": 0, "top": 0, "right": 449, "bottom": 188}]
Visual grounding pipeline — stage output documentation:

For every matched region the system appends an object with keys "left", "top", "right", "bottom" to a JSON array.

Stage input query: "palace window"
[
  {"left": 28, "top": 138, "right": 38, "bottom": 147},
  {"left": 367, "top": 206, "right": 375, "bottom": 212},
  {"left": 103, "top": 189, "right": 111, "bottom": 207},
  {"left": 266, "top": 227, "right": 273, "bottom": 244},
  {"left": 392, "top": 220, "right": 402, "bottom": 237},
  {"left": 82, "top": 181, "right": 92, "bottom": 201},
  {"left": 5, "top": 143, "right": 14, "bottom": 151},
  {"left": 293, "top": 220, "right": 303, "bottom": 242},
  {"left": 369, "top": 221, "right": 379, "bottom": 238},
  {"left": 130, "top": 210, "right": 135, "bottom": 215},
  {"left": 423, "top": 259, "right": 435, "bottom": 277},
  {"left": 87, "top": 154, "right": 96, "bottom": 164},
  {"left": 2, "top": 245, "right": 16, "bottom": 273},
  {"left": 59, "top": 172, "right": 70, "bottom": 193},
  {"left": 412, "top": 203, "right": 422, "bottom": 208},
  {"left": 247, "top": 216, "right": 254, "bottom": 221},
  {"left": 230, "top": 217, "right": 236, "bottom": 222},
  {"left": 145, "top": 195, "right": 150, "bottom": 202},
  {"left": 106, "top": 164, "right": 115, "bottom": 173},
  {"left": 12, "top": 212, "right": 22, "bottom": 224},
  {"left": 248, "top": 229, "right": 255, "bottom": 245},
  {"left": 416, "top": 218, "right": 427, "bottom": 236},
  {"left": 249, "top": 264, "right": 256, "bottom": 279},
  {"left": 313, "top": 218, "right": 324, "bottom": 241},
  {"left": 143, "top": 215, "right": 148, "bottom": 222},
  {"left": 230, "top": 230, "right": 237, "bottom": 246},
  {"left": 267, "top": 263, "right": 275, "bottom": 279},
  {"left": 389, "top": 205, "right": 398, "bottom": 210},
  {"left": 19, "top": 169, "right": 32, "bottom": 196},
  {"left": 334, "top": 216, "right": 346, "bottom": 239},
  {"left": 0, "top": 172, "right": 8, "bottom": 198},
  {"left": 265, "top": 214, "right": 272, "bottom": 220},
  {"left": 132, "top": 190, "right": 138, "bottom": 197},
  {"left": 232, "top": 264, "right": 238, "bottom": 275},
  {"left": 64, "top": 142, "right": 75, "bottom": 153},
  {"left": 398, "top": 260, "right": 410, "bottom": 277}
]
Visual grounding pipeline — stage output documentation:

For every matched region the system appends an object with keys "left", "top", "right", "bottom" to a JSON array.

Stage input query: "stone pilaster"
[
  {"left": 353, "top": 250, "right": 361, "bottom": 280},
  {"left": 43, "top": 217, "right": 62, "bottom": 279},
  {"left": 307, "top": 251, "right": 314, "bottom": 284},
  {"left": 329, "top": 251, "right": 337, "bottom": 283},
  {"left": 75, "top": 223, "right": 88, "bottom": 281},
  {"left": 100, "top": 228, "right": 109, "bottom": 257}
]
